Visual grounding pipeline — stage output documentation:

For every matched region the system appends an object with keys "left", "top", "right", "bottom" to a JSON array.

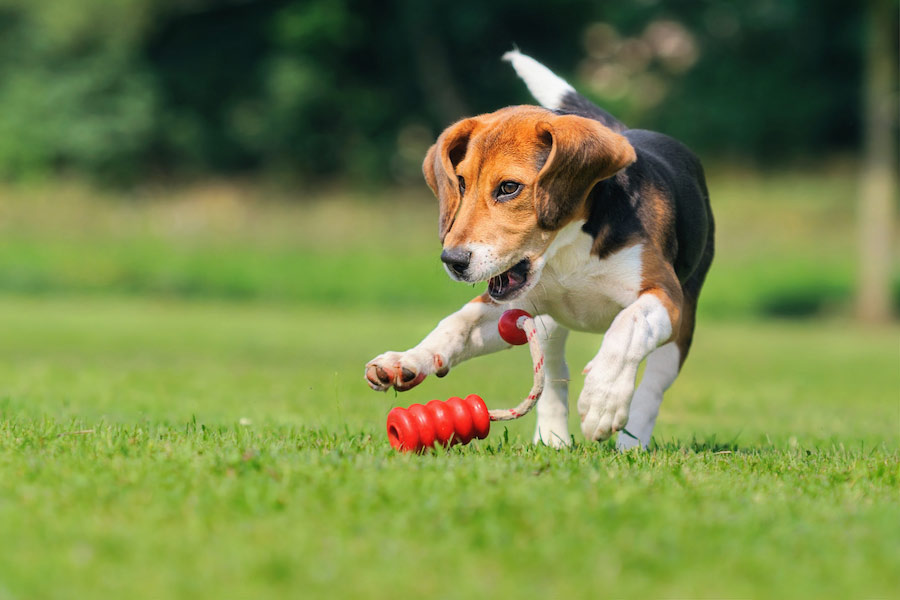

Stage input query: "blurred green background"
[
  {"left": 0, "top": 0, "right": 884, "bottom": 182},
  {"left": 0, "top": 0, "right": 896, "bottom": 316},
  {"left": 0, "top": 2, "right": 898, "bottom": 599}
]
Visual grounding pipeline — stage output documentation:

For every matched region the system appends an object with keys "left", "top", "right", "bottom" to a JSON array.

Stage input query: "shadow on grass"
[
  {"left": 649, "top": 433, "right": 745, "bottom": 454},
  {"left": 757, "top": 278, "right": 900, "bottom": 319}
]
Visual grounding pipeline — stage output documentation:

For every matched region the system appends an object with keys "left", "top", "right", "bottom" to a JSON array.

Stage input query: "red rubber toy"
[
  {"left": 386, "top": 394, "right": 490, "bottom": 453},
  {"left": 497, "top": 309, "right": 532, "bottom": 346},
  {"left": 385, "top": 309, "right": 539, "bottom": 453}
]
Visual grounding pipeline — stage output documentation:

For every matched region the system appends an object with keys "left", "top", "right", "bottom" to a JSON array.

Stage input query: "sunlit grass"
[
  {"left": 0, "top": 169, "right": 898, "bottom": 598},
  {"left": 0, "top": 296, "right": 897, "bottom": 599},
  {"left": 1, "top": 166, "right": 896, "bottom": 315}
]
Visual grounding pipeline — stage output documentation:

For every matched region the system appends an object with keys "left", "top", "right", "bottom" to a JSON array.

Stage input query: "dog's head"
[{"left": 423, "top": 105, "right": 636, "bottom": 302}]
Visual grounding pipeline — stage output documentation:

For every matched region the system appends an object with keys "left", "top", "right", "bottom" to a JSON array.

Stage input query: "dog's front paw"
[
  {"left": 577, "top": 371, "right": 634, "bottom": 441},
  {"left": 364, "top": 351, "right": 448, "bottom": 392}
]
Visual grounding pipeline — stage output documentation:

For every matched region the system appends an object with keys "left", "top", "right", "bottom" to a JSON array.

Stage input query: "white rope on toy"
[{"left": 488, "top": 315, "right": 545, "bottom": 421}]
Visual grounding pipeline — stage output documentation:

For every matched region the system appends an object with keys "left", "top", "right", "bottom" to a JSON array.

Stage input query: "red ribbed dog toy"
[{"left": 386, "top": 309, "right": 544, "bottom": 452}]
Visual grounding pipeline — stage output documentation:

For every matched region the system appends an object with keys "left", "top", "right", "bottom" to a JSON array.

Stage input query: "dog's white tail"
[
  {"left": 502, "top": 49, "right": 575, "bottom": 111},
  {"left": 504, "top": 49, "right": 628, "bottom": 132}
]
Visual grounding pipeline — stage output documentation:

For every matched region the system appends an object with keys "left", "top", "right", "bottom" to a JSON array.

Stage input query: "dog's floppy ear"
[
  {"left": 423, "top": 118, "right": 478, "bottom": 241},
  {"left": 533, "top": 114, "right": 636, "bottom": 230}
]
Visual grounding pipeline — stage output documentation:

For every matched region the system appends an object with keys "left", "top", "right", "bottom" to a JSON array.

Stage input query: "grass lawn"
[
  {"left": 0, "top": 168, "right": 898, "bottom": 598},
  {"left": 0, "top": 296, "right": 897, "bottom": 599}
]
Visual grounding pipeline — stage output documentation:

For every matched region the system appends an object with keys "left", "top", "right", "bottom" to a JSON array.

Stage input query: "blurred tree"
[
  {"left": 0, "top": 0, "right": 878, "bottom": 184},
  {"left": 0, "top": 0, "right": 159, "bottom": 181},
  {"left": 855, "top": 0, "right": 897, "bottom": 323}
]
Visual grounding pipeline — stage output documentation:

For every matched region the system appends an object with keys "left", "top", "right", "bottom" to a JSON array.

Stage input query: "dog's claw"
[
  {"left": 395, "top": 371, "right": 426, "bottom": 391},
  {"left": 433, "top": 354, "right": 449, "bottom": 377},
  {"left": 365, "top": 364, "right": 391, "bottom": 391},
  {"left": 364, "top": 351, "right": 432, "bottom": 392}
]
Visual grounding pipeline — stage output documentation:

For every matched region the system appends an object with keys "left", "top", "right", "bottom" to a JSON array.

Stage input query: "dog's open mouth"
[{"left": 487, "top": 258, "right": 531, "bottom": 301}]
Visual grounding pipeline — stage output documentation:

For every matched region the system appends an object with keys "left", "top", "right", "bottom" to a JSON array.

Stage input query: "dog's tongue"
[{"left": 508, "top": 270, "right": 524, "bottom": 287}]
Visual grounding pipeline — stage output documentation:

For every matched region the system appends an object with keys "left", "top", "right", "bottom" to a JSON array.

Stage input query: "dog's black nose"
[{"left": 441, "top": 247, "right": 471, "bottom": 277}]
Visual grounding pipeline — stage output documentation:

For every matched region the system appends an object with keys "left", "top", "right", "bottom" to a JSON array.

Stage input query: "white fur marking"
[
  {"left": 616, "top": 342, "right": 680, "bottom": 450},
  {"left": 539, "top": 219, "right": 584, "bottom": 266},
  {"left": 532, "top": 315, "right": 571, "bottom": 447},
  {"left": 460, "top": 242, "right": 504, "bottom": 283},
  {"left": 503, "top": 50, "right": 574, "bottom": 110},
  {"left": 535, "top": 227, "right": 644, "bottom": 332}
]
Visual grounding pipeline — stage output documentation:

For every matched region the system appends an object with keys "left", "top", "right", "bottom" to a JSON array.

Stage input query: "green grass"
[
  {"left": 0, "top": 168, "right": 897, "bottom": 314},
  {"left": 0, "top": 296, "right": 898, "bottom": 599},
  {"left": 0, "top": 169, "right": 899, "bottom": 598}
]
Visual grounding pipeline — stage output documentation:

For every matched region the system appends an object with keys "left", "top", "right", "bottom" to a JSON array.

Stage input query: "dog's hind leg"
[
  {"left": 533, "top": 315, "right": 571, "bottom": 448},
  {"left": 615, "top": 342, "right": 681, "bottom": 450},
  {"left": 615, "top": 291, "right": 697, "bottom": 450}
]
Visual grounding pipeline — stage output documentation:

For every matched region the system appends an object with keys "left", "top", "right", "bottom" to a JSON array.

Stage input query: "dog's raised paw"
[{"left": 364, "top": 351, "right": 433, "bottom": 391}]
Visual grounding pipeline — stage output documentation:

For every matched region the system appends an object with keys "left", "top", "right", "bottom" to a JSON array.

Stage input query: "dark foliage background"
[{"left": 0, "top": 0, "right": 874, "bottom": 183}]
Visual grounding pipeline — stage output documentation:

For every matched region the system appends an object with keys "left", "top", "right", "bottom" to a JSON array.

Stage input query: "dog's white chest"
[{"left": 526, "top": 223, "right": 642, "bottom": 333}]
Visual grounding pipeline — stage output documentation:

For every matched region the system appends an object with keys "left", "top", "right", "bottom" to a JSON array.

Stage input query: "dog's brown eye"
[
  {"left": 458, "top": 176, "right": 466, "bottom": 195},
  {"left": 496, "top": 181, "right": 522, "bottom": 201}
]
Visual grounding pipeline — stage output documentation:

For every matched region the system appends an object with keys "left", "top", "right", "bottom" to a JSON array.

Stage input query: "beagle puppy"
[{"left": 365, "top": 51, "right": 714, "bottom": 450}]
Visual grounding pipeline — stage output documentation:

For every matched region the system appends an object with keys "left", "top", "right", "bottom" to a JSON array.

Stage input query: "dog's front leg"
[
  {"left": 532, "top": 315, "right": 571, "bottom": 448},
  {"left": 578, "top": 289, "right": 681, "bottom": 442},
  {"left": 365, "top": 294, "right": 511, "bottom": 392}
]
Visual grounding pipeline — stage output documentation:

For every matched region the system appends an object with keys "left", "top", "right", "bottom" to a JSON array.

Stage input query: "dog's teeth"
[{"left": 489, "top": 275, "right": 501, "bottom": 295}]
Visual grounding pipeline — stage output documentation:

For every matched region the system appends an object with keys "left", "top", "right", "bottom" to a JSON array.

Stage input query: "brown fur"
[
  {"left": 640, "top": 243, "right": 684, "bottom": 344},
  {"left": 637, "top": 182, "right": 683, "bottom": 345},
  {"left": 635, "top": 182, "right": 702, "bottom": 364},
  {"left": 423, "top": 106, "right": 635, "bottom": 263},
  {"left": 469, "top": 292, "right": 496, "bottom": 305},
  {"left": 638, "top": 183, "right": 678, "bottom": 262},
  {"left": 534, "top": 114, "right": 636, "bottom": 230},
  {"left": 674, "top": 293, "right": 697, "bottom": 366}
]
